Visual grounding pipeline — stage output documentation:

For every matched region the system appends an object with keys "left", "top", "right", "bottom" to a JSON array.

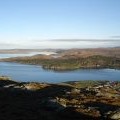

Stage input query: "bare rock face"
[
  {"left": 0, "top": 76, "right": 11, "bottom": 80},
  {"left": 24, "top": 82, "right": 49, "bottom": 90},
  {"left": 108, "top": 109, "right": 120, "bottom": 120}
]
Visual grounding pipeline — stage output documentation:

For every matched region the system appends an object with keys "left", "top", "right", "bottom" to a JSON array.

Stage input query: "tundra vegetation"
[
  {"left": 2, "top": 55, "right": 120, "bottom": 70},
  {"left": 0, "top": 77, "right": 120, "bottom": 120},
  {"left": 1, "top": 48, "right": 120, "bottom": 70}
]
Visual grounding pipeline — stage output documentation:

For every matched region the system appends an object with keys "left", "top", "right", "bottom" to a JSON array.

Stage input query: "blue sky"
[{"left": 0, "top": 0, "right": 120, "bottom": 49}]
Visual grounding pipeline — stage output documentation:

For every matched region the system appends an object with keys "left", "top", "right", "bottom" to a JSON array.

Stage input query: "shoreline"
[
  {"left": 0, "top": 48, "right": 120, "bottom": 71},
  {"left": 1, "top": 55, "right": 120, "bottom": 71}
]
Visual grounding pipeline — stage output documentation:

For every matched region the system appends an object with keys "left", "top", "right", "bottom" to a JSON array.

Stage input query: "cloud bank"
[{"left": 0, "top": 39, "right": 120, "bottom": 49}]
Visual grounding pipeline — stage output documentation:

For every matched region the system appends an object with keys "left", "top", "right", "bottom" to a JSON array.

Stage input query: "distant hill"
[{"left": 2, "top": 48, "right": 120, "bottom": 71}]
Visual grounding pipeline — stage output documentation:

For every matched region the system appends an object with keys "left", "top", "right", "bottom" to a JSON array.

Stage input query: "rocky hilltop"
[{"left": 0, "top": 76, "right": 120, "bottom": 120}]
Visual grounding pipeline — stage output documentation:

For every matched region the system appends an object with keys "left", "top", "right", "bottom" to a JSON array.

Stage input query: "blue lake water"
[{"left": 0, "top": 62, "right": 120, "bottom": 83}]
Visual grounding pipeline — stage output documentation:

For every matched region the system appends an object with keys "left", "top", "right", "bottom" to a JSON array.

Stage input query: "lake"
[{"left": 0, "top": 62, "right": 120, "bottom": 83}]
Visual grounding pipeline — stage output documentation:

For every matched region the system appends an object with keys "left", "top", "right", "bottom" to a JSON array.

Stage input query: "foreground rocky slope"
[{"left": 0, "top": 76, "right": 120, "bottom": 120}]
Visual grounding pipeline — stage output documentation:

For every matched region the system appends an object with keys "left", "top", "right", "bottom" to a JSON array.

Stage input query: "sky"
[{"left": 0, "top": 0, "right": 120, "bottom": 49}]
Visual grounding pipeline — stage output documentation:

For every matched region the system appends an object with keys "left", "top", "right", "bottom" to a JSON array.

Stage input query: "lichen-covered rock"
[{"left": 108, "top": 109, "right": 120, "bottom": 120}]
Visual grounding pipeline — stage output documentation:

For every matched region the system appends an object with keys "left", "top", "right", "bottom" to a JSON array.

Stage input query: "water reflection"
[{"left": 0, "top": 62, "right": 120, "bottom": 83}]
